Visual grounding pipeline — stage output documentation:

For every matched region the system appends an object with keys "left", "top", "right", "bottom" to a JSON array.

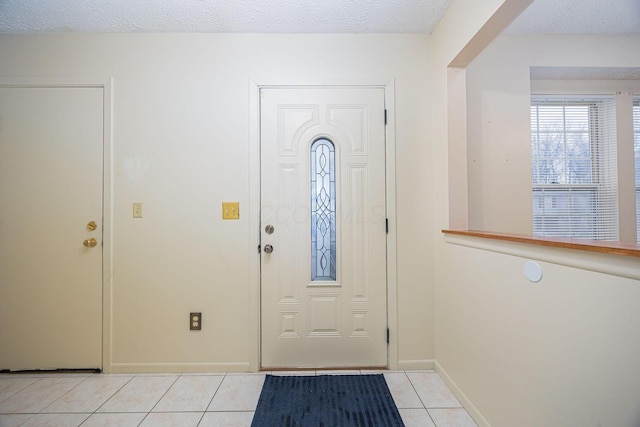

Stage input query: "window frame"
[
  {"left": 633, "top": 97, "right": 640, "bottom": 243},
  {"left": 530, "top": 96, "right": 618, "bottom": 241}
]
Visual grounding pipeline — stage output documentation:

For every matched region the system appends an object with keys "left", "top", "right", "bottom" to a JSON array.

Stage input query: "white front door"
[
  {"left": 260, "top": 87, "right": 387, "bottom": 369},
  {"left": 0, "top": 86, "right": 103, "bottom": 371}
]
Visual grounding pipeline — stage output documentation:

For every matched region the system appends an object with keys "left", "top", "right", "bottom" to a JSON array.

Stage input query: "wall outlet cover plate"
[{"left": 190, "top": 312, "right": 202, "bottom": 330}]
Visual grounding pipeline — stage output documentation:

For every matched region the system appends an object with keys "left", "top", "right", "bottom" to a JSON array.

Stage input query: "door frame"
[
  {"left": 249, "top": 81, "right": 398, "bottom": 371},
  {"left": 0, "top": 77, "right": 114, "bottom": 372}
]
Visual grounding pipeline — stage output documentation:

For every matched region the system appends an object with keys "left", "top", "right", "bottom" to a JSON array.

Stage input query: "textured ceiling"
[
  {"left": 0, "top": 0, "right": 637, "bottom": 35},
  {"left": 0, "top": 0, "right": 454, "bottom": 34},
  {"left": 506, "top": 0, "right": 640, "bottom": 34}
]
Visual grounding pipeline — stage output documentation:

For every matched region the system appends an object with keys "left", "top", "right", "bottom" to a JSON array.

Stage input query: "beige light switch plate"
[
  {"left": 222, "top": 202, "right": 239, "bottom": 220},
  {"left": 133, "top": 202, "right": 143, "bottom": 218}
]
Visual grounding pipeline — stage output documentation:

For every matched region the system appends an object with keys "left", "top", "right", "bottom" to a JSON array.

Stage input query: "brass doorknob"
[{"left": 83, "top": 238, "right": 98, "bottom": 248}]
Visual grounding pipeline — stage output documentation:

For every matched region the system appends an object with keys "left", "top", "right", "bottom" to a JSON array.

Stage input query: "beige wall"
[
  {"left": 466, "top": 34, "right": 640, "bottom": 233},
  {"left": 436, "top": 237, "right": 640, "bottom": 427},
  {"left": 3, "top": 7, "right": 640, "bottom": 426},
  {"left": 432, "top": 19, "right": 640, "bottom": 427},
  {"left": 0, "top": 33, "right": 435, "bottom": 372}
]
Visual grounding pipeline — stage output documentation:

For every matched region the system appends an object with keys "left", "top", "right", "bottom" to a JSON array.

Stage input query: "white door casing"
[
  {"left": 260, "top": 87, "right": 387, "bottom": 369},
  {"left": 0, "top": 86, "right": 103, "bottom": 371}
]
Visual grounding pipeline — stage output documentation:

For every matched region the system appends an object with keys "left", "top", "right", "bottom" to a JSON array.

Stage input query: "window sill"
[{"left": 442, "top": 229, "right": 640, "bottom": 258}]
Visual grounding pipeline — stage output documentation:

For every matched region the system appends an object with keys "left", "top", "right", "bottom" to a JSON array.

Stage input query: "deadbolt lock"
[{"left": 87, "top": 221, "right": 97, "bottom": 231}]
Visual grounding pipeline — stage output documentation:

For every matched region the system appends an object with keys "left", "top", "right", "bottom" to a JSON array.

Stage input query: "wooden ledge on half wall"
[{"left": 442, "top": 229, "right": 640, "bottom": 258}]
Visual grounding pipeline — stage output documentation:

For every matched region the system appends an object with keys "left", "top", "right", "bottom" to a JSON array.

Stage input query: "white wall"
[{"left": 0, "top": 33, "right": 435, "bottom": 372}]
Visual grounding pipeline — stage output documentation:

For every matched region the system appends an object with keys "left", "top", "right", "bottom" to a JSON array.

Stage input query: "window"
[
  {"left": 310, "top": 138, "right": 336, "bottom": 281},
  {"left": 531, "top": 96, "right": 618, "bottom": 241},
  {"left": 634, "top": 97, "right": 640, "bottom": 243}
]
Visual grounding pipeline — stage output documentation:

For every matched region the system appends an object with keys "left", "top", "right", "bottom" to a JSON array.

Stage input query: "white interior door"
[
  {"left": 260, "top": 87, "right": 387, "bottom": 369},
  {"left": 0, "top": 86, "right": 103, "bottom": 371}
]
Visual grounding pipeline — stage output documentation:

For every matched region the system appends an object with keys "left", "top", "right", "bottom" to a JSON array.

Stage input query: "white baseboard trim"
[
  {"left": 107, "top": 362, "right": 252, "bottom": 374},
  {"left": 434, "top": 361, "right": 492, "bottom": 427},
  {"left": 397, "top": 359, "right": 436, "bottom": 370}
]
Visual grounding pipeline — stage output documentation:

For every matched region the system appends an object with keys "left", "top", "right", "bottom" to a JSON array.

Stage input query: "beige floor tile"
[
  {"left": 225, "top": 372, "right": 265, "bottom": 376},
  {"left": 199, "top": 411, "right": 255, "bottom": 427},
  {"left": 399, "top": 408, "right": 436, "bottom": 427},
  {"left": 384, "top": 372, "right": 424, "bottom": 409},
  {"left": 139, "top": 411, "right": 203, "bottom": 426},
  {"left": 0, "top": 414, "right": 34, "bottom": 426},
  {"left": 153, "top": 375, "right": 223, "bottom": 412},
  {"left": 20, "top": 413, "right": 90, "bottom": 426},
  {"left": 428, "top": 408, "right": 478, "bottom": 427},
  {"left": 81, "top": 412, "right": 147, "bottom": 426},
  {"left": 207, "top": 374, "right": 265, "bottom": 412},
  {"left": 407, "top": 372, "right": 462, "bottom": 408},
  {"left": 98, "top": 375, "right": 177, "bottom": 413},
  {"left": 45, "top": 375, "right": 132, "bottom": 413},
  {"left": 0, "top": 377, "right": 85, "bottom": 413},
  {"left": 0, "top": 377, "right": 40, "bottom": 403},
  {"left": 0, "top": 370, "right": 469, "bottom": 426}
]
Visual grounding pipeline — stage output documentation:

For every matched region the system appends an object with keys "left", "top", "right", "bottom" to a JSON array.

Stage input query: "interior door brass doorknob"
[{"left": 83, "top": 238, "right": 98, "bottom": 248}]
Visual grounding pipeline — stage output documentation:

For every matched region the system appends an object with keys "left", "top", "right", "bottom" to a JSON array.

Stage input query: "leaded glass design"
[{"left": 310, "top": 138, "right": 336, "bottom": 281}]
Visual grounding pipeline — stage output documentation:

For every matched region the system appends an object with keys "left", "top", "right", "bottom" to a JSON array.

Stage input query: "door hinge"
[
  {"left": 384, "top": 109, "right": 387, "bottom": 125},
  {"left": 385, "top": 218, "right": 389, "bottom": 234},
  {"left": 386, "top": 328, "right": 390, "bottom": 344}
]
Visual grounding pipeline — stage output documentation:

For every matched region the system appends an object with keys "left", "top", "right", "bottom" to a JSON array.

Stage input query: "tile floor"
[{"left": 0, "top": 370, "right": 477, "bottom": 426}]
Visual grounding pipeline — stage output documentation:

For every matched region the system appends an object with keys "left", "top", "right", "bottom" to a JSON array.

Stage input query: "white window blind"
[
  {"left": 634, "top": 97, "right": 640, "bottom": 243},
  {"left": 531, "top": 96, "right": 618, "bottom": 241}
]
